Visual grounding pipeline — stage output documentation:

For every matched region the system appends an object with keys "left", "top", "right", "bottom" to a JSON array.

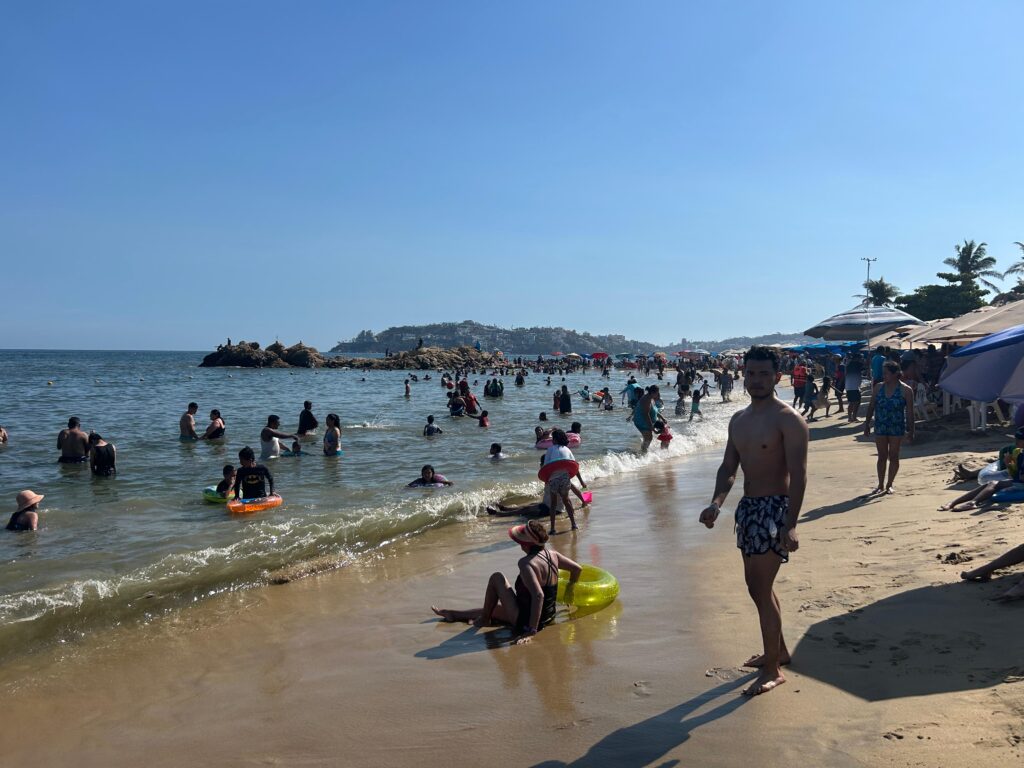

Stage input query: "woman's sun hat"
[
  {"left": 508, "top": 524, "right": 543, "bottom": 547},
  {"left": 16, "top": 490, "right": 44, "bottom": 513}
]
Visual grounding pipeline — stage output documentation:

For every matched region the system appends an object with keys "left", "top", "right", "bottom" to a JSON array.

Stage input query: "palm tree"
[
  {"left": 858, "top": 277, "right": 900, "bottom": 307},
  {"left": 936, "top": 239, "right": 1002, "bottom": 294},
  {"left": 1002, "top": 241, "right": 1024, "bottom": 279}
]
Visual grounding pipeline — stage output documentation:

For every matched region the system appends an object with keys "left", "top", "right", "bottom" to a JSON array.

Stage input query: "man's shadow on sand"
[{"left": 531, "top": 677, "right": 752, "bottom": 768}]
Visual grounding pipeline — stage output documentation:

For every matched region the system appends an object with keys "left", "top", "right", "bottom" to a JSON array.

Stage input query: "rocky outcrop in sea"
[{"left": 199, "top": 341, "right": 508, "bottom": 371}]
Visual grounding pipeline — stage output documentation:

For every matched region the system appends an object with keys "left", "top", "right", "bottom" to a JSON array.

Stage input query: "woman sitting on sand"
[{"left": 431, "top": 521, "right": 582, "bottom": 643}]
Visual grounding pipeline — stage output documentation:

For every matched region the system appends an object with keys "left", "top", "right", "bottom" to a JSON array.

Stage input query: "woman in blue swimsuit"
[{"left": 863, "top": 360, "right": 915, "bottom": 495}]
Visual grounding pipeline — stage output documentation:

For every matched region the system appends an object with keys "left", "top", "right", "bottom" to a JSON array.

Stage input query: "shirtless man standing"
[
  {"left": 179, "top": 403, "right": 200, "bottom": 441},
  {"left": 57, "top": 417, "right": 90, "bottom": 463},
  {"left": 699, "top": 346, "right": 808, "bottom": 696}
]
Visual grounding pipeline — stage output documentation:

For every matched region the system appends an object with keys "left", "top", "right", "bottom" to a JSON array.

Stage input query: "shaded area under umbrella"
[
  {"left": 805, "top": 305, "right": 925, "bottom": 341},
  {"left": 789, "top": 578, "right": 1024, "bottom": 701},
  {"left": 939, "top": 323, "right": 1024, "bottom": 403}
]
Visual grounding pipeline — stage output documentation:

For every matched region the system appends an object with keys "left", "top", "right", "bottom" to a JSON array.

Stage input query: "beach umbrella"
[
  {"left": 652, "top": 351, "right": 667, "bottom": 359},
  {"left": 564, "top": 352, "right": 582, "bottom": 358},
  {"left": 804, "top": 305, "right": 925, "bottom": 341},
  {"left": 615, "top": 353, "right": 632, "bottom": 359},
  {"left": 939, "top": 324, "right": 1024, "bottom": 403},
  {"left": 592, "top": 352, "right": 609, "bottom": 360},
  {"left": 551, "top": 351, "right": 564, "bottom": 357},
  {"left": 691, "top": 348, "right": 712, "bottom": 355}
]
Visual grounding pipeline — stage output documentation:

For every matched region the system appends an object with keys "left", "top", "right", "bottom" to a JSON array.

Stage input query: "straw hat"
[
  {"left": 16, "top": 490, "right": 44, "bottom": 513},
  {"left": 508, "top": 524, "right": 544, "bottom": 547}
]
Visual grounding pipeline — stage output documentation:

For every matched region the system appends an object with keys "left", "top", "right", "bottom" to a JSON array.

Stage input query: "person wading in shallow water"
[{"left": 699, "top": 345, "right": 808, "bottom": 697}]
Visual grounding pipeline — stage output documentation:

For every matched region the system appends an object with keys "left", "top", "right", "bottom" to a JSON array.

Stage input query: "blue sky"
[{"left": 2, "top": 1, "right": 1023, "bottom": 350}]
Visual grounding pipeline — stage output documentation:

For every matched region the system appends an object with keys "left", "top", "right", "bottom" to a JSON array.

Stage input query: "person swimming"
[{"left": 407, "top": 465, "right": 453, "bottom": 487}]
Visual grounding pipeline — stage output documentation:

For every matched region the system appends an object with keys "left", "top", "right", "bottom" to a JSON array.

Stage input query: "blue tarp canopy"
[{"left": 788, "top": 341, "right": 865, "bottom": 355}]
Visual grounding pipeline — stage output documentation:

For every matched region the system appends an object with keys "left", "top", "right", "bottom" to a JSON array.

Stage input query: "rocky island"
[{"left": 199, "top": 340, "right": 508, "bottom": 371}]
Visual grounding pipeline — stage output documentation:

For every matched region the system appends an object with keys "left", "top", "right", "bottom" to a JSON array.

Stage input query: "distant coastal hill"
[{"left": 330, "top": 322, "right": 815, "bottom": 355}]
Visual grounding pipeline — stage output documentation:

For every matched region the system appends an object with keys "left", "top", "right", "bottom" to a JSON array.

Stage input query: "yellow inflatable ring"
[{"left": 557, "top": 564, "right": 619, "bottom": 611}]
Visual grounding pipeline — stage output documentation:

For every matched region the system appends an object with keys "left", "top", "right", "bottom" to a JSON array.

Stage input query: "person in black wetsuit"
[
  {"left": 430, "top": 520, "right": 582, "bottom": 644},
  {"left": 233, "top": 446, "right": 275, "bottom": 500},
  {"left": 88, "top": 433, "right": 116, "bottom": 476},
  {"left": 298, "top": 401, "right": 318, "bottom": 436},
  {"left": 559, "top": 385, "right": 572, "bottom": 414}
]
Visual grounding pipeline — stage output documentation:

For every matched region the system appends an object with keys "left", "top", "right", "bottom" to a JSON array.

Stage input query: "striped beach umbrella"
[{"left": 804, "top": 305, "right": 925, "bottom": 341}]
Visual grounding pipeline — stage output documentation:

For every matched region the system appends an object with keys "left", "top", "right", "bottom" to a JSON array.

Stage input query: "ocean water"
[{"left": 0, "top": 351, "right": 743, "bottom": 657}]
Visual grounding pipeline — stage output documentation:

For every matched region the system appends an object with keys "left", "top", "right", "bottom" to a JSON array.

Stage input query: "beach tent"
[
  {"left": 804, "top": 305, "right": 925, "bottom": 341},
  {"left": 939, "top": 324, "right": 1024, "bottom": 403},
  {"left": 910, "top": 299, "right": 1024, "bottom": 346}
]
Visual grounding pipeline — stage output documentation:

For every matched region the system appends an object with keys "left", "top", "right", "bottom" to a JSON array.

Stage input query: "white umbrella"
[{"left": 804, "top": 305, "right": 925, "bottom": 341}]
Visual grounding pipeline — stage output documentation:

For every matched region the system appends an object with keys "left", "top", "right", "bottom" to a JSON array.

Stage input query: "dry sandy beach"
[{"left": 2, "top": 416, "right": 1023, "bottom": 767}]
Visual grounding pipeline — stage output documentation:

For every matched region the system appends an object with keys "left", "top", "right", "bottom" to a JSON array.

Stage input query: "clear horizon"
[{"left": 3, "top": 2, "right": 1023, "bottom": 350}]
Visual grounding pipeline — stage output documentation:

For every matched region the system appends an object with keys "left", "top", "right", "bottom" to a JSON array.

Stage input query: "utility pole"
[{"left": 861, "top": 257, "right": 877, "bottom": 285}]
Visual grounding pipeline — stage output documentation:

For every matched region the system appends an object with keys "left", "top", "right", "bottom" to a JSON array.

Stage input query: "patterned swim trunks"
[
  {"left": 544, "top": 472, "right": 571, "bottom": 511},
  {"left": 735, "top": 495, "right": 791, "bottom": 562}
]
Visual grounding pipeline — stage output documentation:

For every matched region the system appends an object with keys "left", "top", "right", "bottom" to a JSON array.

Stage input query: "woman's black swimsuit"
[
  {"left": 514, "top": 550, "right": 559, "bottom": 633},
  {"left": 206, "top": 427, "right": 225, "bottom": 439},
  {"left": 6, "top": 511, "right": 32, "bottom": 531},
  {"left": 92, "top": 444, "right": 116, "bottom": 476}
]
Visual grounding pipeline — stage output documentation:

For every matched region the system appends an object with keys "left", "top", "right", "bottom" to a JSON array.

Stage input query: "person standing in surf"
[{"left": 699, "top": 345, "right": 808, "bottom": 696}]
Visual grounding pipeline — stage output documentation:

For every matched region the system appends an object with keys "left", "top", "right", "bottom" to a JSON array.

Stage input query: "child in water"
[
  {"left": 476, "top": 410, "right": 490, "bottom": 428},
  {"left": 216, "top": 464, "right": 236, "bottom": 498},
  {"left": 282, "top": 440, "right": 303, "bottom": 456},
  {"left": 540, "top": 429, "right": 586, "bottom": 534},
  {"left": 423, "top": 415, "right": 443, "bottom": 436},
  {"left": 689, "top": 388, "right": 705, "bottom": 422},
  {"left": 655, "top": 420, "right": 673, "bottom": 449},
  {"left": 489, "top": 443, "right": 507, "bottom": 461}
]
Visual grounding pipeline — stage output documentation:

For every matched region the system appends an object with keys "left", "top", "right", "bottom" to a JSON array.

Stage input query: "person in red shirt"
[{"left": 791, "top": 360, "right": 807, "bottom": 409}]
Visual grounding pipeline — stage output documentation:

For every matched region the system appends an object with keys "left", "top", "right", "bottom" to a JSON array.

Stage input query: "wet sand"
[{"left": 2, "top": 417, "right": 1023, "bottom": 767}]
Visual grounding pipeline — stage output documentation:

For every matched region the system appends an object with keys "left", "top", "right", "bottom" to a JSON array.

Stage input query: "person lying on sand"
[
  {"left": 961, "top": 543, "right": 1024, "bottom": 600},
  {"left": 486, "top": 482, "right": 589, "bottom": 517},
  {"left": 939, "top": 429, "right": 1024, "bottom": 510},
  {"left": 431, "top": 521, "right": 581, "bottom": 644}
]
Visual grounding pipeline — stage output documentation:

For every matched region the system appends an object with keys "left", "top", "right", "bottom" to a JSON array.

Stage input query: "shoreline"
[{"left": 2, "top": 417, "right": 1023, "bottom": 766}]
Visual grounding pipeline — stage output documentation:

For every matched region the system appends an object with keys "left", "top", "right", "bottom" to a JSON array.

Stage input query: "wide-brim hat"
[
  {"left": 508, "top": 524, "right": 543, "bottom": 547},
  {"left": 16, "top": 490, "right": 44, "bottom": 513}
]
